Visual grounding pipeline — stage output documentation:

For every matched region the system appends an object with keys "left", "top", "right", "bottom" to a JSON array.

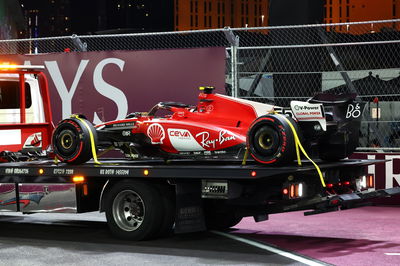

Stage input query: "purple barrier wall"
[
  {"left": 351, "top": 152, "right": 400, "bottom": 205},
  {"left": 0, "top": 47, "right": 226, "bottom": 124}
]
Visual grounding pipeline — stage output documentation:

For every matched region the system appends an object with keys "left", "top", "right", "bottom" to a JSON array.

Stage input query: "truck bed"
[{"left": 0, "top": 158, "right": 382, "bottom": 181}]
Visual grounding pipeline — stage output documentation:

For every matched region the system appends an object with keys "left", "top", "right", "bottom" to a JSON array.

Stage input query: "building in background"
[
  {"left": 174, "top": 0, "right": 269, "bottom": 31},
  {"left": 8, "top": 0, "right": 400, "bottom": 39},
  {"left": 100, "top": 0, "right": 173, "bottom": 33},
  {"left": 18, "top": 0, "right": 173, "bottom": 38},
  {"left": 20, "top": 0, "right": 72, "bottom": 38},
  {"left": 325, "top": 0, "right": 400, "bottom": 33},
  {"left": 0, "top": 0, "right": 25, "bottom": 40},
  {"left": 175, "top": 0, "right": 400, "bottom": 32}
]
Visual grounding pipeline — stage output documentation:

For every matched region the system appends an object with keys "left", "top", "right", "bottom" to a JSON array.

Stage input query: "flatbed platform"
[{"left": 0, "top": 158, "right": 382, "bottom": 182}]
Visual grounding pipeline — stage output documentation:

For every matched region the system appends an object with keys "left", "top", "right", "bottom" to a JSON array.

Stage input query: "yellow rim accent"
[
  {"left": 258, "top": 131, "right": 273, "bottom": 150},
  {"left": 60, "top": 133, "right": 73, "bottom": 149}
]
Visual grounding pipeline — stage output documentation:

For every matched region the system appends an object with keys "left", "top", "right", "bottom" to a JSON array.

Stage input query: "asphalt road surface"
[
  {"left": 2, "top": 207, "right": 398, "bottom": 265},
  {"left": 234, "top": 206, "right": 400, "bottom": 266},
  {"left": 0, "top": 212, "right": 321, "bottom": 266}
]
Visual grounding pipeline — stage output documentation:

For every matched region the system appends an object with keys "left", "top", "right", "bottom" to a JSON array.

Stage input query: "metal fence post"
[{"left": 224, "top": 27, "right": 240, "bottom": 97}]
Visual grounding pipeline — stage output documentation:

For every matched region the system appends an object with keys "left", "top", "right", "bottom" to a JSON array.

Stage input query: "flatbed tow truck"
[
  {"left": 0, "top": 65, "right": 399, "bottom": 240},
  {"left": 1, "top": 157, "right": 399, "bottom": 240}
]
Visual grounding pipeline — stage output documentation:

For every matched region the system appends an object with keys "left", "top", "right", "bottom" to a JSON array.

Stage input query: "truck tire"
[
  {"left": 155, "top": 183, "right": 175, "bottom": 237},
  {"left": 105, "top": 180, "right": 164, "bottom": 240},
  {"left": 247, "top": 114, "right": 296, "bottom": 165},
  {"left": 52, "top": 117, "right": 97, "bottom": 164}
]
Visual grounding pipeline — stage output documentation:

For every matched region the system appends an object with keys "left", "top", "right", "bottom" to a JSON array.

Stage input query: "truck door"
[{"left": 0, "top": 67, "right": 54, "bottom": 154}]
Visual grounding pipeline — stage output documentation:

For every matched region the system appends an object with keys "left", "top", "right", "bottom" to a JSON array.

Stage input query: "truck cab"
[{"left": 0, "top": 65, "right": 53, "bottom": 157}]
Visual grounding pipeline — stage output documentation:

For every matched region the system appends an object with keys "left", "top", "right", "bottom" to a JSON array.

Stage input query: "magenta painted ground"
[{"left": 233, "top": 206, "right": 400, "bottom": 265}]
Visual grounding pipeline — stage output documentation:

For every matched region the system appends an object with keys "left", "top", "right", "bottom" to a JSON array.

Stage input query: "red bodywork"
[{"left": 98, "top": 91, "right": 274, "bottom": 157}]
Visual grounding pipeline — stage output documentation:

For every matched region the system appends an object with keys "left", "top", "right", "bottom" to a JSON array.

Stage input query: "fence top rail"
[
  {"left": 0, "top": 28, "right": 228, "bottom": 43},
  {"left": 230, "top": 19, "right": 400, "bottom": 32},
  {"left": 233, "top": 39, "right": 400, "bottom": 50},
  {"left": 0, "top": 29, "right": 227, "bottom": 43},
  {"left": 0, "top": 19, "right": 398, "bottom": 43}
]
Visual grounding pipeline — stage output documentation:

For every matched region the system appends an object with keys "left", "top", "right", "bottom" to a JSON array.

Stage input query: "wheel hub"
[
  {"left": 258, "top": 132, "right": 274, "bottom": 149},
  {"left": 113, "top": 190, "right": 145, "bottom": 232},
  {"left": 60, "top": 132, "right": 74, "bottom": 149}
]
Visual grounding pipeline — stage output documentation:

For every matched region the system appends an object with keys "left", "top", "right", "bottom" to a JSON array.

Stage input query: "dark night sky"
[{"left": 19, "top": 0, "right": 173, "bottom": 37}]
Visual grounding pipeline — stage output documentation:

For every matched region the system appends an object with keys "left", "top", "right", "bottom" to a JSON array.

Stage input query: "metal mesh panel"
[
  {"left": 0, "top": 19, "right": 399, "bottom": 149},
  {"left": 232, "top": 20, "right": 400, "bottom": 150},
  {"left": 0, "top": 30, "right": 230, "bottom": 54}
]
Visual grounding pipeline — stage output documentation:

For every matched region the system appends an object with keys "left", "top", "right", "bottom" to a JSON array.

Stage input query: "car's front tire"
[{"left": 52, "top": 116, "right": 96, "bottom": 164}]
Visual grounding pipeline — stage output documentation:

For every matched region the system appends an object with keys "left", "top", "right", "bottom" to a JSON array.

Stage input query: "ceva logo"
[{"left": 168, "top": 129, "right": 192, "bottom": 139}]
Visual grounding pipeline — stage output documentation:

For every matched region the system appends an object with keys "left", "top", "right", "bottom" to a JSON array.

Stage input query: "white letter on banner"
[
  {"left": 385, "top": 155, "right": 400, "bottom": 189},
  {"left": 45, "top": 60, "right": 89, "bottom": 119},
  {"left": 93, "top": 58, "right": 128, "bottom": 124}
]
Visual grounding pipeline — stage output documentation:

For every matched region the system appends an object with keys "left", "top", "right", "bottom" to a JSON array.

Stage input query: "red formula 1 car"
[{"left": 52, "top": 87, "right": 364, "bottom": 165}]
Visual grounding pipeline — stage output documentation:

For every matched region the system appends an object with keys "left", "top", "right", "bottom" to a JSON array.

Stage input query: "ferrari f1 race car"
[{"left": 52, "top": 87, "right": 365, "bottom": 165}]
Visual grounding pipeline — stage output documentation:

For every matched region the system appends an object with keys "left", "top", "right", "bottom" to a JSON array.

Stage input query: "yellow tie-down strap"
[
  {"left": 276, "top": 114, "right": 326, "bottom": 188},
  {"left": 71, "top": 115, "right": 101, "bottom": 165},
  {"left": 242, "top": 113, "right": 326, "bottom": 188}
]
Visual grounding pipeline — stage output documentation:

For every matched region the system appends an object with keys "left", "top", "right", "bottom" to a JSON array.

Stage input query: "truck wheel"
[
  {"left": 105, "top": 180, "right": 164, "bottom": 240},
  {"left": 247, "top": 114, "right": 296, "bottom": 165},
  {"left": 52, "top": 117, "right": 96, "bottom": 164}
]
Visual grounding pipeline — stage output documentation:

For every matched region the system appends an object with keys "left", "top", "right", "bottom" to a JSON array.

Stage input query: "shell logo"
[{"left": 147, "top": 123, "right": 165, "bottom": 144}]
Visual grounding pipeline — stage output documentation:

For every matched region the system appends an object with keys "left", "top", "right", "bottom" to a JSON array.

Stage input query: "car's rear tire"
[
  {"left": 104, "top": 180, "right": 164, "bottom": 240},
  {"left": 247, "top": 114, "right": 296, "bottom": 165},
  {"left": 52, "top": 117, "right": 96, "bottom": 164}
]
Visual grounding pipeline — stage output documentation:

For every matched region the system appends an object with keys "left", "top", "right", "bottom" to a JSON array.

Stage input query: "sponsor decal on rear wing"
[{"left": 290, "top": 101, "right": 327, "bottom": 130}]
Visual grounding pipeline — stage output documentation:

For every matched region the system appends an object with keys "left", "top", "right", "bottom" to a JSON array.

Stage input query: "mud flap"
[
  {"left": 304, "top": 187, "right": 400, "bottom": 216},
  {"left": 174, "top": 180, "right": 206, "bottom": 234}
]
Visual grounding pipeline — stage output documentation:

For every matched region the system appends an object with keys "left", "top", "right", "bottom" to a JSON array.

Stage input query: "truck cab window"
[{"left": 0, "top": 81, "right": 32, "bottom": 109}]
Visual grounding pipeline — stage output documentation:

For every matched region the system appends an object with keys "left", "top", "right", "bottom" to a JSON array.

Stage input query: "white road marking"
[
  {"left": 385, "top": 253, "right": 400, "bottom": 255},
  {"left": 212, "top": 231, "right": 327, "bottom": 266}
]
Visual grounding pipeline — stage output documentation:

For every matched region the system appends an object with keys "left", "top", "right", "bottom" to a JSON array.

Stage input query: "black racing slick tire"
[
  {"left": 52, "top": 116, "right": 97, "bottom": 164},
  {"left": 247, "top": 114, "right": 296, "bottom": 165},
  {"left": 105, "top": 180, "right": 164, "bottom": 241}
]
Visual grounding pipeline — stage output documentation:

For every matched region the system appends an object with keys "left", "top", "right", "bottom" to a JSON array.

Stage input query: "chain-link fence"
[
  {"left": 229, "top": 19, "right": 400, "bottom": 151},
  {"left": 0, "top": 19, "right": 399, "bottom": 150}
]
